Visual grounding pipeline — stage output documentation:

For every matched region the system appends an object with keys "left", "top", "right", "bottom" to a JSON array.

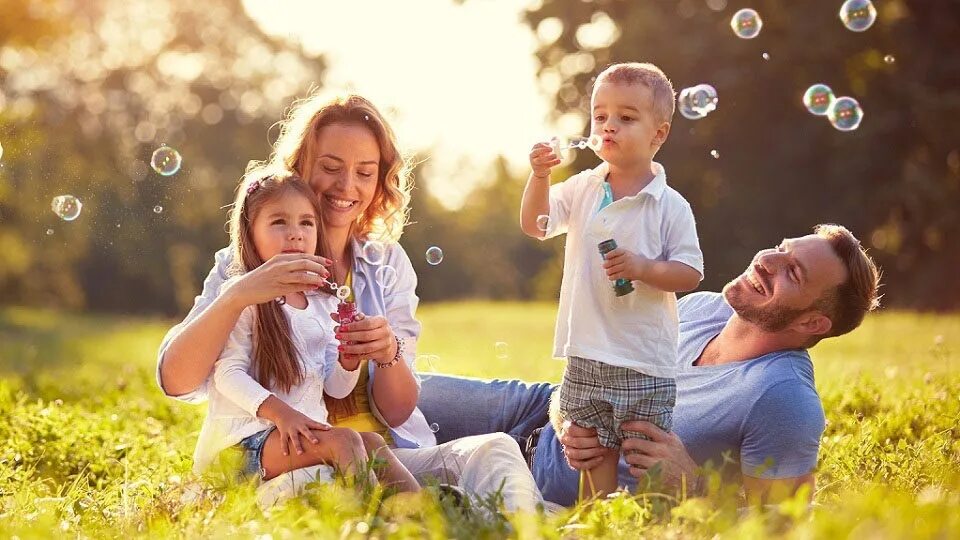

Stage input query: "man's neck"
[
  {"left": 698, "top": 314, "right": 800, "bottom": 366},
  {"left": 606, "top": 159, "right": 656, "bottom": 199}
]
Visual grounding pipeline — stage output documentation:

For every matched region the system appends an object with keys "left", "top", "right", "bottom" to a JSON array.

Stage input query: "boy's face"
[{"left": 591, "top": 81, "right": 670, "bottom": 167}]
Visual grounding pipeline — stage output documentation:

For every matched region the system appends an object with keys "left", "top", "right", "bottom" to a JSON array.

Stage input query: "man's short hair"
[
  {"left": 811, "top": 224, "right": 881, "bottom": 344},
  {"left": 593, "top": 62, "right": 676, "bottom": 125}
]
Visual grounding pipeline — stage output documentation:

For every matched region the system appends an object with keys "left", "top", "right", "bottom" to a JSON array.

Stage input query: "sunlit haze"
[{"left": 243, "top": 0, "right": 564, "bottom": 208}]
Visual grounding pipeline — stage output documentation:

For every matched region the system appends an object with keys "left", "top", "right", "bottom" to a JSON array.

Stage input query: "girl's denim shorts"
[{"left": 238, "top": 427, "right": 275, "bottom": 481}]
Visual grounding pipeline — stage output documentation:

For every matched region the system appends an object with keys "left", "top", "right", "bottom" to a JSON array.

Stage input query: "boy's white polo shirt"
[{"left": 541, "top": 161, "right": 704, "bottom": 378}]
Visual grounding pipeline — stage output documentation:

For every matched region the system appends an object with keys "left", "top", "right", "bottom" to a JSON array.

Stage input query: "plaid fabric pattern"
[{"left": 557, "top": 356, "right": 676, "bottom": 448}]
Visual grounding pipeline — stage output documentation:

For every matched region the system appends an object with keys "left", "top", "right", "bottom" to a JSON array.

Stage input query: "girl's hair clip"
[{"left": 246, "top": 179, "right": 263, "bottom": 195}]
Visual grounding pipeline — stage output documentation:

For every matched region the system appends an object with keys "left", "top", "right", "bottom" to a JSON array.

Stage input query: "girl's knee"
[
  {"left": 359, "top": 431, "right": 387, "bottom": 451},
  {"left": 310, "top": 427, "right": 365, "bottom": 459}
]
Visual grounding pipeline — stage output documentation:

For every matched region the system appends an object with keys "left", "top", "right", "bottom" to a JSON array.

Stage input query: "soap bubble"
[
  {"left": 884, "top": 54, "right": 895, "bottom": 64},
  {"left": 336, "top": 285, "right": 352, "bottom": 301},
  {"left": 51, "top": 195, "right": 83, "bottom": 221},
  {"left": 762, "top": 52, "right": 770, "bottom": 60},
  {"left": 802, "top": 84, "right": 835, "bottom": 116},
  {"left": 375, "top": 265, "right": 398, "bottom": 289},
  {"left": 416, "top": 354, "right": 439, "bottom": 371},
  {"left": 153, "top": 205, "right": 163, "bottom": 214},
  {"left": 0, "top": 142, "right": 3, "bottom": 161},
  {"left": 536, "top": 215, "right": 550, "bottom": 232},
  {"left": 710, "top": 150, "right": 720, "bottom": 159},
  {"left": 730, "top": 8, "right": 762, "bottom": 39},
  {"left": 828, "top": 96, "right": 864, "bottom": 132},
  {"left": 429, "top": 423, "right": 440, "bottom": 433},
  {"left": 839, "top": 0, "right": 877, "bottom": 32},
  {"left": 150, "top": 145, "right": 182, "bottom": 176},
  {"left": 425, "top": 246, "right": 443, "bottom": 266},
  {"left": 46, "top": 229, "right": 54, "bottom": 236},
  {"left": 362, "top": 240, "right": 385, "bottom": 265},
  {"left": 678, "top": 84, "right": 718, "bottom": 120},
  {"left": 495, "top": 342, "right": 509, "bottom": 359}
]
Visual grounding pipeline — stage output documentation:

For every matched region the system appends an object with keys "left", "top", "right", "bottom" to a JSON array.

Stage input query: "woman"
[{"left": 157, "top": 92, "right": 542, "bottom": 511}]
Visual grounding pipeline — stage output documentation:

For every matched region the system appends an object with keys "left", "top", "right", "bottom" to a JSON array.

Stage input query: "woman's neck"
[{"left": 327, "top": 225, "right": 354, "bottom": 283}]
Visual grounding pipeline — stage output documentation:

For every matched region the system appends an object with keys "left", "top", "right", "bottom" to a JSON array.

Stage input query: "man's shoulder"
[{"left": 679, "top": 292, "right": 731, "bottom": 321}]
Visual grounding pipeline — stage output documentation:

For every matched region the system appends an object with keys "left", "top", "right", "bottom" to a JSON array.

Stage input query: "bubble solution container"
[
  {"left": 597, "top": 239, "right": 635, "bottom": 297},
  {"left": 337, "top": 301, "right": 359, "bottom": 325}
]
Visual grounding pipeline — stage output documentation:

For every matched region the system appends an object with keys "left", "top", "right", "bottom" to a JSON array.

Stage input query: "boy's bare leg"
[
  {"left": 359, "top": 432, "right": 421, "bottom": 493},
  {"left": 580, "top": 446, "right": 620, "bottom": 500}
]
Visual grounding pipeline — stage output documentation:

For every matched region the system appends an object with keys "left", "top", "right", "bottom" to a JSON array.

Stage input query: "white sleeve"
[
  {"left": 542, "top": 172, "right": 587, "bottom": 240},
  {"left": 663, "top": 198, "right": 704, "bottom": 278},
  {"left": 212, "top": 306, "right": 273, "bottom": 417},
  {"left": 323, "top": 360, "right": 361, "bottom": 400},
  {"left": 382, "top": 245, "right": 423, "bottom": 381},
  {"left": 155, "top": 247, "right": 233, "bottom": 403}
]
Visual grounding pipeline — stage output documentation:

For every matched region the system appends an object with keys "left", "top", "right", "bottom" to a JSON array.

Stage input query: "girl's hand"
[
  {"left": 223, "top": 253, "right": 332, "bottom": 308},
  {"left": 330, "top": 312, "right": 398, "bottom": 366},
  {"left": 529, "top": 141, "right": 561, "bottom": 180},
  {"left": 602, "top": 247, "right": 651, "bottom": 282},
  {"left": 272, "top": 405, "right": 332, "bottom": 456}
]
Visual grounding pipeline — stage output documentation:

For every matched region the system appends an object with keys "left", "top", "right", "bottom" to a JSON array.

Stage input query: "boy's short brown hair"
[{"left": 593, "top": 62, "right": 676, "bottom": 125}]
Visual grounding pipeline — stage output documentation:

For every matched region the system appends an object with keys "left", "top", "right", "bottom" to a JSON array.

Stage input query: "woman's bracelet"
[{"left": 374, "top": 336, "right": 404, "bottom": 369}]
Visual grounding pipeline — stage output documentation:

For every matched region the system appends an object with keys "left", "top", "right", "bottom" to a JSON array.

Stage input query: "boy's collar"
[{"left": 587, "top": 161, "right": 668, "bottom": 201}]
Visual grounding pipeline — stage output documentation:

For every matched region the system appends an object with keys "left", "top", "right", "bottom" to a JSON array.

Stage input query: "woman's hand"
[
  {"left": 223, "top": 253, "right": 332, "bottom": 307},
  {"left": 258, "top": 396, "right": 331, "bottom": 456},
  {"left": 331, "top": 312, "right": 398, "bottom": 366}
]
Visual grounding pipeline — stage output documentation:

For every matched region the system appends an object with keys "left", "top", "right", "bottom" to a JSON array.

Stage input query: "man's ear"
[{"left": 792, "top": 311, "right": 832, "bottom": 339}]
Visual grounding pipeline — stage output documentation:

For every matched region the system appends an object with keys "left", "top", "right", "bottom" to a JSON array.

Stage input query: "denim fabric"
[{"left": 238, "top": 427, "right": 274, "bottom": 480}]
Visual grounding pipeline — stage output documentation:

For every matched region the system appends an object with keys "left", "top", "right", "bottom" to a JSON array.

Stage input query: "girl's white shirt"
[{"left": 192, "top": 287, "right": 358, "bottom": 473}]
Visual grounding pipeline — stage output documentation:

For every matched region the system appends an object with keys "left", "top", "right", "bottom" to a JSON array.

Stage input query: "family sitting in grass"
[{"left": 157, "top": 61, "right": 881, "bottom": 512}]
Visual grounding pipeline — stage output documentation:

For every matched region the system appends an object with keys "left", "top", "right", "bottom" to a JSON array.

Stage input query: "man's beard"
[{"left": 722, "top": 277, "right": 808, "bottom": 332}]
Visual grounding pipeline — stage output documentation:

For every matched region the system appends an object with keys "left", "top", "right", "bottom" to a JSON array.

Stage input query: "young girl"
[{"left": 193, "top": 171, "right": 419, "bottom": 493}]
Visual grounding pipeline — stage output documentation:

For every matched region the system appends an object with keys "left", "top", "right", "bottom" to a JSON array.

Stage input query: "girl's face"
[
  {"left": 306, "top": 123, "right": 381, "bottom": 232},
  {"left": 251, "top": 190, "right": 319, "bottom": 262}
]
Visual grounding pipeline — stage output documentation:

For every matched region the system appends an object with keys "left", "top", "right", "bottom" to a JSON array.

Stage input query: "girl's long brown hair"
[{"left": 228, "top": 170, "right": 325, "bottom": 394}]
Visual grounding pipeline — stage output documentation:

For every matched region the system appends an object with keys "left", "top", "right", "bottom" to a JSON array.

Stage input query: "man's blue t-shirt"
[{"left": 532, "top": 292, "right": 826, "bottom": 506}]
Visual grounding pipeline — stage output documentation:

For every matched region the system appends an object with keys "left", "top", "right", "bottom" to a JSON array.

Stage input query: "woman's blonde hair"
[
  {"left": 227, "top": 170, "right": 325, "bottom": 393},
  {"left": 259, "top": 91, "right": 414, "bottom": 243}
]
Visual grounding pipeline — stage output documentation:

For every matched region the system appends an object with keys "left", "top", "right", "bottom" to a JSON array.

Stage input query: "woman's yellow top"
[{"left": 331, "top": 269, "right": 393, "bottom": 444}]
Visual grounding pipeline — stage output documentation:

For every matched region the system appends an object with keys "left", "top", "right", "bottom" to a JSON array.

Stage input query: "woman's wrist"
[{"left": 374, "top": 336, "right": 404, "bottom": 368}]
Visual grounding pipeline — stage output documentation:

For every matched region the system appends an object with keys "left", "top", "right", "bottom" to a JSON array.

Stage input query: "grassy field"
[{"left": 0, "top": 302, "right": 958, "bottom": 538}]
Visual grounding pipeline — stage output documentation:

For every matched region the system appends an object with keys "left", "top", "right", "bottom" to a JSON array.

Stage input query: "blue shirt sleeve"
[{"left": 739, "top": 379, "right": 825, "bottom": 478}]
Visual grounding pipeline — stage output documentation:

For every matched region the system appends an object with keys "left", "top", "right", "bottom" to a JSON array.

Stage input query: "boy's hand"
[
  {"left": 529, "top": 141, "right": 561, "bottom": 179},
  {"left": 602, "top": 247, "right": 651, "bottom": 282}
]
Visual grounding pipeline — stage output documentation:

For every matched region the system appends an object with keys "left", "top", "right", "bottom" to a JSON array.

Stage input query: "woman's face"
[{"left": 306, "top": 123, "right": 381, "bottom": 233}]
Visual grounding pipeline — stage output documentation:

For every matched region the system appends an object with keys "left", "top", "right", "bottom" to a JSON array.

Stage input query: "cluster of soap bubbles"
[
  {"left": 550, "top": 134, "right": 602, "bottom": 157},
  {"left": 803, "top": 84, "right": 864, "bottom": 131},
  {"left": 678, "top": 84, "right": 719, "bottom": 120},
  {"left": 47, "top": 144, "right": 182, "bottom": 225}
]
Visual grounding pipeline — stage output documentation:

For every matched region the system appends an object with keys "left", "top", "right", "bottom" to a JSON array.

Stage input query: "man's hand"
[
  {"left": 558, "top": 420, "right": 605, "bottom": 470},
  {"left": 621, "top": 420, "right": 701, "bottom": 493},
  {"left": 602, "top": 247, "right": 651, "bottom": 282}
]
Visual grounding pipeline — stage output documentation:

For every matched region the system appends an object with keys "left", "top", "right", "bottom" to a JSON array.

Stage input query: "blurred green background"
[{"left": 0, "top": 0, "right": 958, "bottom": 315}]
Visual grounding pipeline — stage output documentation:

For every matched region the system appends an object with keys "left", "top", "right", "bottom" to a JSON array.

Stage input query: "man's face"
[{"left": 723, "top": 234, "right": 847, "bottom": 332}]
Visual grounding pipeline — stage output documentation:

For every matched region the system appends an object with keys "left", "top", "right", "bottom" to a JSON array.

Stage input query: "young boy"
[{"left": 520, "top": 62, "right": 704, "bottom": 498}]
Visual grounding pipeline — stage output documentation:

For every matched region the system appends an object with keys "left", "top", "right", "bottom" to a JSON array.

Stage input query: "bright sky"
[{"left": 243, "top": 0, "right": 564, "bottom": 208}]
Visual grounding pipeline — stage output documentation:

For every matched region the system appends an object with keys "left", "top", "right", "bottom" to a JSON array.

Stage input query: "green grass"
[{"left": 1, "top": 303, "right": 958, "bottom": 538}]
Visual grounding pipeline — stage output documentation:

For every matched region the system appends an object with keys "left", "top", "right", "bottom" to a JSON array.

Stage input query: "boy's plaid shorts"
[{"left": 557, "top": 356, "right": 676, "bottom": 449}]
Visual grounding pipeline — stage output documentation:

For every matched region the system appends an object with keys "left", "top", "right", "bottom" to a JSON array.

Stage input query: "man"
[{"left": 417, "top": 224, "right": 881, "bottom": 505}]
